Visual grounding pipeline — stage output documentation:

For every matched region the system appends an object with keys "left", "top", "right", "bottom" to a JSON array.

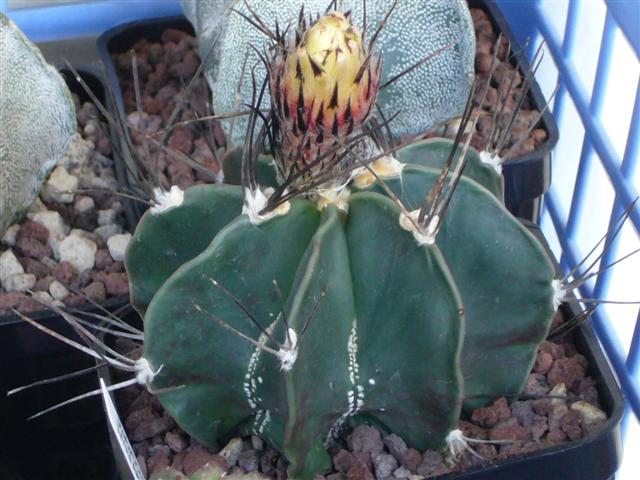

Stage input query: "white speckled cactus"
[
  {"left": 181, "top": 0, "right": 475, "bottom": 145},
  {"left": 0, "top": 13, "right": 76, "bottom": 235}
]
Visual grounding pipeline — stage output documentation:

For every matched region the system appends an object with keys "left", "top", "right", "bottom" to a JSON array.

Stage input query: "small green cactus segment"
[
  {"left": 125, "top": 184, "right": 244, "bottom": 313},
  {"left": 345, "top": 193, "right": 464, "bottom": 450},
  {"left": 396, "top": 138, "right": 504, "bottom": 201},
  {"left": 222, "top": 147, "right": 279, "bottom": 188},
  {"left": 182, "top": 0, "right": 475, "bottom": 145},
  {"left": 0, "top": 13, "right": 76, "bottom": 235},
  {"left": 358, "top": 165, "right": 555, "bottom": 410},
  {"left": 144, "top": 199, "right": 321, "bottom": 446},
  {"left": 281, "top": 206, "right": 356, "bottom": 476}
]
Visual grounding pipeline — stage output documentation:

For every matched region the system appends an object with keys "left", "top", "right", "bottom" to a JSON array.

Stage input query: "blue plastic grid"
[{"left": 497, "top": 0, "right": 640, "bottom": 433}]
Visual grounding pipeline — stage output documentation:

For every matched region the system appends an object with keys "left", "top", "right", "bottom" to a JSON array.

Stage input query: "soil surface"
[
  {"left": 0, "top": 92, "right": 131, "bottom": 316},
  {"left": 113, "top": 28, "right": 223, "bottom": 191},
  {"left": 112, "top": 310, "right": 607, "bottom": 479},
  {"left": 466, "top": 6, "right": 549, "bottom": 157}
]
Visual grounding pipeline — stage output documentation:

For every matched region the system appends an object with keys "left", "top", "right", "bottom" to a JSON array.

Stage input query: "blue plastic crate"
[{"left": 497, "top": 1, "right": 639, "bottom": 478}]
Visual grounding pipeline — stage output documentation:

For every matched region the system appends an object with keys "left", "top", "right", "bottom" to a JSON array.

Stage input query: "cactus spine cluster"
[{"left": 125, "top": 8, "right": 556, "bottom": 479}]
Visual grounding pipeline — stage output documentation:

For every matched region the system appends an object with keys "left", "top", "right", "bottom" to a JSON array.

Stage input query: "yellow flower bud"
[{"left": 269, "top": 12, "right": 381, "bottom": 176}]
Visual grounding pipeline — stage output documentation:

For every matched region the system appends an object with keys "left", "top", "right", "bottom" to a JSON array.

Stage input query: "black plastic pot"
[
  {"left": 469, "top": 0, "right": 559, "bottom": 222},
  {"left": 100, "top": 223, "right": 623, "bottom": 480},
  {"left": 97, "top": 16, "right": 195, "bottom": 223},
  {"left": 96, "top": 3, "right": 558, "bottom": 224},
  {"left": 0, "top": 68, "right": 138, "bottom": 480},
  {"left": 435, "top": 222, "right": 624, "bottom": 480}
]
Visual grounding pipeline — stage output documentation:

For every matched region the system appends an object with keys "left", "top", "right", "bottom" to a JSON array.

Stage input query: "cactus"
[
  {"left": 0, "top": 13, "right": 76, "bottom": 235},
  {"left": 180, "top": 0, "right": 475, "bottom": 145},
  {"left": 123, "top": 9, "right": 556, "bottom": 479}
]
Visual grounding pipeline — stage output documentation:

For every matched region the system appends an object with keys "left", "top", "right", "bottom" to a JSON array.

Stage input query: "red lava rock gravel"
[
  {"left": 113, "top": 28, "right": 224, "bottom": 191},
  {"left": 0, "top": 92, "right": 130, "bottom": 316}
]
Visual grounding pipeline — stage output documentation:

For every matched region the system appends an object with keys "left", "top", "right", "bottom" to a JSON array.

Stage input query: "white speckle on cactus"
[
  {"left": 479, "top": 150, "right": 503, "bottom": 175},
  {"left": 183, "top": 0, "right": 475, "bottom": 145},
  {"left": 326, "top": 317, "right": 364, "bottom": 446},
  {"left": 347, "top": 317, "right": 360, "bottom": 386},
  {"left": 277, "top": 328, "right": 299, "bottom": 371},
  {"left": 552, "top": 278, "right": 567, "bottom": 310},
  {"left": 254, "top": 409, "right": 271, "bottom": 435},
  {"left": 399, "top": 209, "right": 437, "bottom": 246},
  {"left": 242, "top": 187, "right": 290, "bottom": 225},
  {"left": 368, "top": 378, "right": 376, "bottom": 386},
  {"left": 151, "top": 186, "right": 184, "bottom": 215},
  {"left": 245, "top": 320, "right": 277, "bottom": 410}
]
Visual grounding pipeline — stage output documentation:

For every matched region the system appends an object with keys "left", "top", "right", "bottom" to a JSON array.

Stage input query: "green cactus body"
[
  {"left": 396, "top": 138, "right": 505, "bottom": 201},
  {"left": 125, "top": 184, "right": 244, "bottom": 313},
  {"left": 138, "top": 191, "right": 464, "bottom": 477},
  {"left": 126, "top": 140, "right": 555, "bottom": 478},
  {"left": 356, "top": 164, "right": 555, "bottom": 410}
]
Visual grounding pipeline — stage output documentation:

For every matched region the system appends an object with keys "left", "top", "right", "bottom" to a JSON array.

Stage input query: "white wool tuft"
[
  {"left": 135, "top": 357, "right": 162, "bottom": 386},
  {"left": 151, "top": 186, "right": 184, "bottom": 215},
  {"left": 277, "top": 328, "right": 299, "bottom": 371},
  {"left": 242, "top": 187, "right": 290, "bottom": 225},
  {"left": 399, "top": 209, "right": 437, "bottom": 246},
  {"left": 479, "top": 150, "right": 503, "bottom": 175},
  {"left": 552, "top": 278, "right": 567, "bottom": 310}
]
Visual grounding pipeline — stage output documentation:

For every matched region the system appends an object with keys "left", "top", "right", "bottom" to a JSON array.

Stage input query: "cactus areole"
[{"left": 125, "top": 10, "right": 556, "bottom": 479}]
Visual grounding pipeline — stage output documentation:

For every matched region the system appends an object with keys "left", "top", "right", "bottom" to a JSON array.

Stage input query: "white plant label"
[{"left": 100, "top": 378, "right": 145, "bottom": 480}]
